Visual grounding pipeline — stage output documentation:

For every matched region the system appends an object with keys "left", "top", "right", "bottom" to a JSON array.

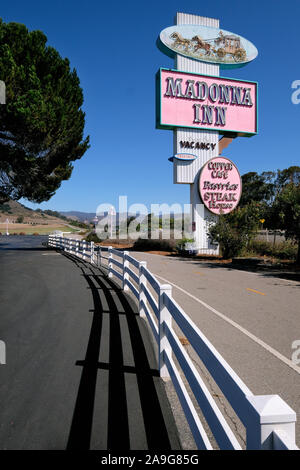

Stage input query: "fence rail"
[{"left": 48, "top": 235, "right": 299, "bottom": 451}]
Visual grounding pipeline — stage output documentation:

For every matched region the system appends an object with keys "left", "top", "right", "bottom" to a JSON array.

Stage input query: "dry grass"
[{"left": 0, "top": 224, "right": 76, "bottom": 235}]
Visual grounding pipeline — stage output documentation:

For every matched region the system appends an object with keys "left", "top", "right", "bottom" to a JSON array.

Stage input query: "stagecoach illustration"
[{"left": 170, "top": 30, "right": 247, "bottom": 63}]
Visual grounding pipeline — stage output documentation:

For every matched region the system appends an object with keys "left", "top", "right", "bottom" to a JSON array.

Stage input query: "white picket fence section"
[{"left": 48, "top": 235, "right": 299, "bottom": 451}]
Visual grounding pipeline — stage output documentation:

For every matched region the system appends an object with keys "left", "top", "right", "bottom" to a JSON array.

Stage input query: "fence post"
[
  {"left": 90, "top": 241, "right": 94, "bottom": 264},
  {"left": 246, "top": 395, "right": 297, "bottom": 450},
  {"left": 123, "top": 251, "right": 129, "bottom": 291},
  {"left": 138, "top": 261, "right": 147, "bottom": 318},
  {"left": 108, "top": 247, "right": 113, "bottom": 278},
  {"left": 83, "top": 240, "right": 86, "bottom": 260},
  {"left": 158, "top": 284, "right": 172, "bottom": 380},
  {"left": 76, "top": 239, "right": 79, "bottom": 256},
  {"left": 98, "top": 247, "right": 102, "bottom": 268}
]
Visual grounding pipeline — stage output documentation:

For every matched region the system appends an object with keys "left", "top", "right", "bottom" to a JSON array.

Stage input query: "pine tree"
[{"left": 0, "top": 20, "right": 90, "bottom": 202}]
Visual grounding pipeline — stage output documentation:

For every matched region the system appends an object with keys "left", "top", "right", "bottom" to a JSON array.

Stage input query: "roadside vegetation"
[
  {"left": 132, "top": 238, "right": 177, "bottom": 252},
  {"left": 208, "top": 166, "right": 300, "bottom": 264},
  {"left": 242, "top": 239, "right": 297, "bottom": 261},
  {"left": 84, "top": 232, "right": 101, "bottom": 243}
]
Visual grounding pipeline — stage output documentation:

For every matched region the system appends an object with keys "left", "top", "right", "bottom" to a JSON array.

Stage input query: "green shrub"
[
  {"left": 133, "top": 238, "right": 176, "bottom": 252},
  {"left": 209, "top": 217, "right": 248, "bottom": 259},
  {"left": 84, "top": 232, "right": 102, "bottom": 243},
  {"left": 208, "top": 202, "right": 263, "bottom": 259},
  {"left": 176, "top": 238, "right": 195, "bottom": 252},
  {"left": 69, "top": 219, "right": 91, "bottom": 229},
  {"left": 247, "top": 239, "right": 297, "bottom": 260},
  {"left": 0, "top": 203, "right": 11, "bottom": 213}
]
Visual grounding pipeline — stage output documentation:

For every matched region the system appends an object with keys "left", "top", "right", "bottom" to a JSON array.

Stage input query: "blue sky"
[{"left": 1, "top": 0, "right": 299, "bottom": 212}]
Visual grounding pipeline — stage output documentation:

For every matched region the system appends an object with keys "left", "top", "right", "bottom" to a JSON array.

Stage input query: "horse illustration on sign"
[
  {"left": 158, "top": 25, "right": 257, "bottom": 68},
  {"left": 170, "top": 32, "right": 191, "bottom": 52},
  {"left": 170, "top": 30, "right": 247, "bottom": 62}
]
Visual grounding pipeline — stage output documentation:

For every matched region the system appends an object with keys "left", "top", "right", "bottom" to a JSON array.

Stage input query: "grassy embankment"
[{"left": 0, "top": 224, "right": 78, "bottom": 235}]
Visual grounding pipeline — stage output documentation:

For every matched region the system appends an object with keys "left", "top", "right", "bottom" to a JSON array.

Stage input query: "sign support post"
[{"left": 174, "top": 13, "right": 220, "bottom": 255}]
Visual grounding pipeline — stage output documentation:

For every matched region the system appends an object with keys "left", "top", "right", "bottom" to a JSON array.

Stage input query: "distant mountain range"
[
  {"left": 59, "top": 211, "right": 96, "bottom": 222},
  {"left": 1, "top": 203, "right": 187, "bottom": 225},
  {"left": 59, "top": 211, "right": 140, "bottom": 223}
]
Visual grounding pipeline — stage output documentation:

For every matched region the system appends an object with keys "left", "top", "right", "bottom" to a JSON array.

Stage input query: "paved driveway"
[{"left": 0, "top": 237, "right": 179, "bottom": 450}]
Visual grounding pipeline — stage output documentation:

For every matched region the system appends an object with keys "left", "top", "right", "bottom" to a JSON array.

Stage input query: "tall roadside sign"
[{"left": 156, "top": 13, "right": 258, "bottom": 254}]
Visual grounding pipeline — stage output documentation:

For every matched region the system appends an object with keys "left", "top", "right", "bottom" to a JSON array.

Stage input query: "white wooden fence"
[{"left": 48, "top": 235, "right": 299, "bottom": 451}]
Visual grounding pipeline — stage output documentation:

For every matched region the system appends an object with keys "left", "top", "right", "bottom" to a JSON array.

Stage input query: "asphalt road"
[
  {"left": 131, "top": 251, "right": 300, "bottom": 448},
  {"left": 0, "top": 236, "right": 180, "bottom": 450}
]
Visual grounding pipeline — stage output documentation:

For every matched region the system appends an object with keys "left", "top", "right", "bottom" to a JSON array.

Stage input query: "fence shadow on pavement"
[{"left": 62, "top": 252, "right": 180, "bottom": 451}]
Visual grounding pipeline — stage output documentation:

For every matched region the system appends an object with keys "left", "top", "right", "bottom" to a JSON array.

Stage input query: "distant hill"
[
  {"left": 0, "top": 200, "right": 64, "bottom": 224},
  {"left": 59, "top": 211, "right": 141, "bottom": 223},
  {"left": 59, "top": 211, "right": 96, "bottom": 223}
]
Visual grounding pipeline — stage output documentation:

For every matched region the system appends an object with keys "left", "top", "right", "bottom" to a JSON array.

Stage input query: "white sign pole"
[{"left": 173, "top": 13, "right": 220, "bottom": 255}]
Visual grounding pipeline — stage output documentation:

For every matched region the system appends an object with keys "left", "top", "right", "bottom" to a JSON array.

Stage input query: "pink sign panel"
[
  {"left": 157, "top": 69, "right": 257, "bottom": 136},
  {"left": 199, "top": 157, "right": 242, "bottom": 214}
]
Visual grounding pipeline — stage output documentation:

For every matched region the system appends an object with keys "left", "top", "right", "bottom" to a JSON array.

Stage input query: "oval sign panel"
[
  {"left": 174, "top": 153, "right": 197, "bottom": 161},
  {"left": 199, "top": 156, "right": 242, "bottom": 214},
  {"left": 158, "top": 25, "right": 258, "bottom": 69},
  {"left": 168, "top": 153, "right": 197, "bottom": 162}
]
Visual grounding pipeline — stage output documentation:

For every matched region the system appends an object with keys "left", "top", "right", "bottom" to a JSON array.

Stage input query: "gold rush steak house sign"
[
  {"left": 199, "top": 156, "right": 242, "bottom": 214},
  {"left": 156, "top": 68, "right": 258, "bottom": 136}
]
